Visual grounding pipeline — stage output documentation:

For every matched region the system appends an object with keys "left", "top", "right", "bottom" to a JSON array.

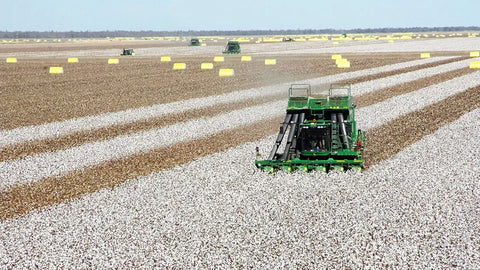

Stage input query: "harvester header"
[{"left": 255, "top": 84, "right": 366, "bottom": 173}]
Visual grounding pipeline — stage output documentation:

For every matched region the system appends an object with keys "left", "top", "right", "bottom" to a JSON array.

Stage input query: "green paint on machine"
[{"left": 255, "top": 84, "right": 366, "bottom": 173}]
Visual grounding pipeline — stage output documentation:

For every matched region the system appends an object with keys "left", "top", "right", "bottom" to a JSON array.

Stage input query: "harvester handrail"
[
  {"left": 289, "top": 84, "right": 311, "bottom": 98},
  {"left": 329, "top": 83, "right": 351, "bottom": 97}
]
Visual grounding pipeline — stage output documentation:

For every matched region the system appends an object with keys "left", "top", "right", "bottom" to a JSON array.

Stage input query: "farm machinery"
[
  {"left": 120, "top": 48, "right": 135, "bottom": 56},
  {"left": 255, "top": 84, "right": 366, "bottom": 173},
  {"left": 223, "top": 41, "right": 241, "bottom": 54},
  {"left": 189, "top": 38, "right": 201, "bottom": 46}
]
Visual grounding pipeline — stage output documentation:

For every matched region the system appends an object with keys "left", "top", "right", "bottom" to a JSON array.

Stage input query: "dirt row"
[
  {"left": 339, "top": 56, "right": 469, "bottom": 85},
  {"left": 3, "top": 34, "right": 470, "bottom": 54},
  {"left": 0, "top": 40, "right": 188, "bottom": 53},
  {"left": 1, "top": 74, "right": 478, "bottom": 220},
  {"left": 355, "top": 66, "right": 474, "bottom": 107},
  {"left": 0, "top": 95, "right": 280, "bottom": 162},
  {"left": 1, "top": 53, "right": 424, "bottom": 130},
  {"left": 365, "top": 86, "right": 480, "bottom": 168},
  {"left": 0, "top": 58, "right": 469, "bottom": 162}
]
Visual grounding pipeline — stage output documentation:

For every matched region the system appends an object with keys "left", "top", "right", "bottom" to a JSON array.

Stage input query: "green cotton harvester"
[
  {"left": 120, "top": 48, "right": 135, "bottom": 56},
  {"left": 222, "top": 41, "right": 241, "bottom": 54},
  {"left": 255, "top": 84, "right": 366, "bottom": 173},
  {"left": 189, "top": 38, "right": 201, "bottom": 46}
]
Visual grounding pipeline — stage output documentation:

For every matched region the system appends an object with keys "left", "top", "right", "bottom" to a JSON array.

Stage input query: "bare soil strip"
[
  {"left": 1, "top": 85, "right": 479, "bottom": 220},
  {"left": 0, "top": 66, "right": 473, "bottom": 162},
  {"left": 0, "top": 40, "right": 185, "bottom": 53},
  {"left": 355, "top": 67, "right": 475, "bottom": 107},
  {"left": 339, "top": 56, "right": 468, "bottom": 85},
  {"left": 0, "top": 95, "right": 279, "bottom": 162},
  {"left": 364, "top": 86, "right": 480, "bottom": 168},
  {"left": 0, "top": 54, "right": 441, "bottom": 130},
  {"left": 0, "top": 56, "right": 455, "bottom": 150},
  {"left": 0, "top": 100, "right": 288, "bottom": 190},
  {"left": 0, "top": 116, "right": 283, "bottom": 220}
]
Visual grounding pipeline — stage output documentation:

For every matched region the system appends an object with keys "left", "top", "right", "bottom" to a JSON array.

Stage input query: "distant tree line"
[{"left": 1, "top": 26, "right": 479, "bottom": 39}]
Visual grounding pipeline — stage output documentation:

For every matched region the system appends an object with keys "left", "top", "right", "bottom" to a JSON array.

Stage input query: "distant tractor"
[
  {"left": 189, "top": 38, "right": 201, "bottom": 46},
  {"left": 120, "top": 48, "right": 135, "bottom": 56},
  {"left": 283, "top": 37, "right": 295, "bottom": 42},
  {"left": 222, "top": 41, "right": 241, "bottom": 54}
]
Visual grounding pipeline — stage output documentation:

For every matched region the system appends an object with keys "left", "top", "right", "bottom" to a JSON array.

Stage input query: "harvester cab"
[
  {"left": 189, "top": 38, "right": 201, "bottom": 46},
  {"left": 223, "top": 41, "right": 241, "bottom": 54},
  {"left": 255, "top": 84, "right": 366, "bottom": 173},
  {"left": 121, "top": 48, "right": 135, "bottom": 56}
]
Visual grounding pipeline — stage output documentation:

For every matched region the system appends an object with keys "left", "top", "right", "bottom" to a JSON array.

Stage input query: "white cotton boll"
[
  {"left": 1, "top": 58, "right": 480, "bottom": 268},
  {"left": 0, "top": 55, "right": 454, "bottom": 150}
]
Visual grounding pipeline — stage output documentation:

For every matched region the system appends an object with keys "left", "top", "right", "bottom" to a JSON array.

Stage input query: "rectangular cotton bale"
[
  {"left": 49, "top": 67, "right": 64, "bottom": 74},
  {"left": 331, "top": 54, "right": 342, "bottom": 60},
  {"left": 201, "top": 63, "right": 213, "bottom": 70},
  {"left": 214, "top": 56, "right": 224, "bottom": 62},
  {"left": 335, "top": 58, "right": 349, "bottom": 65},
  {"left": 173, "top": 63, "right": 186, "bottom": 70},
  {"left": 160, "top": 56, "right": 171, "bottom": 62},
  {"left": 219, "top": 68, "right": 234, "bottom": 77},
  {"left": 241, "top": 56, "right": 252, "bottom": 62},
  {"left": 469, "top": 61, "right": 480, "bottom": 69},
  {"left": 469, "top": 51, "right": 479, "bottom": 57},
  {"left": 337, "top": 61, "right": 350, "bottom": 68},
  {"left": 67, "top": 57, "right": 78, "bottom": 63},
  {"left": 420, "top": 53, "right": 431, "bottom": 59},
  {"left": 6, "top": 57, "right": 17, "bottom": 63},
  {"left": 265, "top": 59, "right": 276, "bottom": 65},
  {"left": 108, "top": 58, "right": 119, "bottom": 64}
]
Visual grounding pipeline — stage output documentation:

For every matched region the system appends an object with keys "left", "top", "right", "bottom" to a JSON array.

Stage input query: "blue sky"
[{"left": 3, "top": 0, "right": 479, "bottom": 31}]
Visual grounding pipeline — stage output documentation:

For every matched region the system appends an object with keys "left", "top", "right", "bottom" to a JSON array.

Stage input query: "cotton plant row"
[
  {"left": 2, "top": 66, "right": 479, "bottom": 193},
  {"left": 3, "top": 36, "right": 479, "bottom": 58},
  {"left": 356, "top": 71, "right": 480, "bottom": 130},
  {"left": 0, "top": 100, "right": 286, "bottom": 190},
  {"left": 0, "top": 57, "right": 463, "bottom": 190},
  {"left": 0, "top": 68, "right": 467, "bottom": 191},
  {"left": 1, "top": 109, "right": 478, "bottom": 268},
  {"left": 351, "top": 56, "right": 477, "bottom": 96},
  {"left": 2, "top": 38, "right": 479, "bottom": 267},
  {"left": 0, "top": 55, "right": 452, "bottom": 148},
  {"left": 283, "top": 36, "right": 480, "bottom": 54}
]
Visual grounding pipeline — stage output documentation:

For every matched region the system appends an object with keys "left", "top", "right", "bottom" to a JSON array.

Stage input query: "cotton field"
[{"left": 1, "top": 35, "right": 479, "bottom": 268}]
